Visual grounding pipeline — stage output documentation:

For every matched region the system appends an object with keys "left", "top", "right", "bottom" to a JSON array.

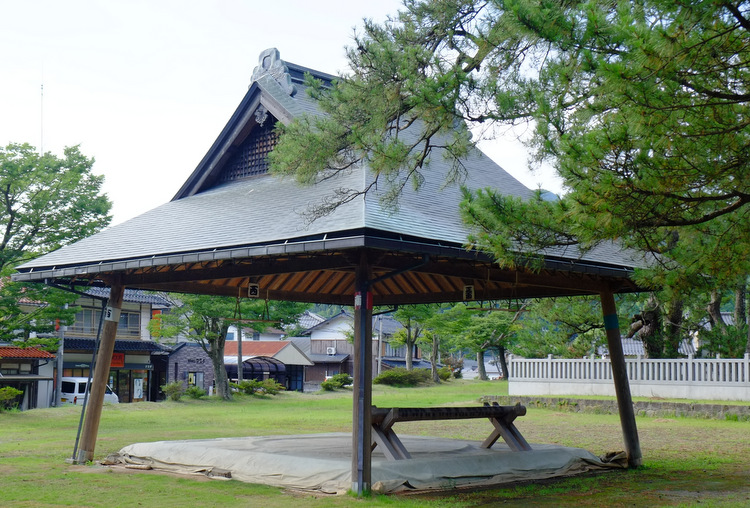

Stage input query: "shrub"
[
  {"left": 437, "top": 366, "right": 452, "bottom": 382},
  {"left": 259, "top": 379, "right": 284, "bottom": 395},
  {"left": 320, "top": 373, "right": 353, "bottom": 392},
  {"left": 442, "top": 356, "right": 464, "bottom": 378},
  {"left": 235, "top": 379, "right": 262, "bottom": 395},
  {"left": 234, "top": 378, "right": 284, "bottom": 396},
  {"left": 161, "top": 381, "right": 185, "bottom": 401},
  {"left": 185, "top": 386, "right": 206, "bottom": 399},
  {"left": 373, "top": 367, "right": 432, "bottom": 387},
  {"left": 0, "top": 386, "right": 23, "bottom": 411},
  {"left": 330, "top": 373, "right": 353, "bottom": 387}
]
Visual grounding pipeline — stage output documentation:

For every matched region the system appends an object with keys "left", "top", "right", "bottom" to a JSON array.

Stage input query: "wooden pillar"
[
  {"left": 351, "top": 252, "right": 373, "bottom": 495},
  {"left": 600, "top": 289, "right": 642, "bottom": 467},
  {"left": 76, "top": 279, "right": 125, "bottom": 463}
]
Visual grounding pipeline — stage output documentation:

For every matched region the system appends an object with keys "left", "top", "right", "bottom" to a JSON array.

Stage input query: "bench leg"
[
  {"left": 371, "top": 425, "right": 412, "bottom": 460},
  {"left": 481, "top": 418, "right": 532, "bottom": 451}
]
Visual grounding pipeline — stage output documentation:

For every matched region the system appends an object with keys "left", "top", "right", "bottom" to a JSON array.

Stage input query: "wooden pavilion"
[{"left": 14, "top": 48, "right": 643, "bottom": 494}]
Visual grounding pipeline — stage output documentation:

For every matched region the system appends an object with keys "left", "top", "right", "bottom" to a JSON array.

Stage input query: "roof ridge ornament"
[{"left": 251, "top": 48, "right": 296, "bottom": 96}]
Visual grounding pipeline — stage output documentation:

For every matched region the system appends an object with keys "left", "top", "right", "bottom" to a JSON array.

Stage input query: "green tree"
[
  {"left": 389, "top": 304, "right": 438, "bottom": 370},
  {"left": 1, "top": 143, "right": 111, "bottom": 273},
  {"left": 424, "top": 302, "right": 476, "bottom": 381},
  {"left": 0, "top": 282, "right": 78, "bottom": 350},
  {"left": 269, "top": 1, "right": 750, "bottom": 352},
  {"left": 460, "top": 306, "right": 524, "bottom": 379},
  {"left": 513, "top": 297, "right": 607, "bottom": 359},
  {"left": 149, "top": 295, "right": 308, "bottom": 399},
  {"left": 0, "top": 142, "right": 110, "bottom": 349}
]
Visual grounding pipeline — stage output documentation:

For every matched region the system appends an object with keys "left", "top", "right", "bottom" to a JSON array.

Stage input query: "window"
[
  {"left": 70, "top": 308, "right": 140, "bottom": 336},
  {"left": 188, "top": 372, "right": 204, "bottom": 389}
]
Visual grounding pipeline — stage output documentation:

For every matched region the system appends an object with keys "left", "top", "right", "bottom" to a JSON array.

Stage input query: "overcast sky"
[{"left": 1, "top": 0, "right": 562, "bottom": 226}]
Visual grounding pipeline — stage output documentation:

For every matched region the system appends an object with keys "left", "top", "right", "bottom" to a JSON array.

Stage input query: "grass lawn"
[{"left": 1, "top": 379, "right": 749, "bottom": 507}]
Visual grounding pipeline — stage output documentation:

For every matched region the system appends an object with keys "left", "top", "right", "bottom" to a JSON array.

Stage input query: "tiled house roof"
[
  {"left": 0, "top": 346, "right": 56, "bottom": 359},
  {"left": 63, "top": 337, "right": 167, "bottom": 352},
  {"left": 224, "top": 341, "right": 288, "bottom": 357}
]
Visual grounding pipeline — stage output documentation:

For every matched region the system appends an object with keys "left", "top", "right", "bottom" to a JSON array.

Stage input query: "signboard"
[
  {"left": 104, "top": 306, "right": 121, "bottom": 322},
  {"left": 354, "top": 291, "right": 372, "bottom": 310},
  {"left": 111, "top": 353, "right": 125, "bottom": 368},
  {"left": 248, "top": 283, "right": 260, "bottom": 298}
]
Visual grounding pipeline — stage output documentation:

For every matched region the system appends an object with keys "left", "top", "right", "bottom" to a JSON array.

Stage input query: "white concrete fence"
[{"left": 508, "top": 354, "right": 750, "bottom": 401}]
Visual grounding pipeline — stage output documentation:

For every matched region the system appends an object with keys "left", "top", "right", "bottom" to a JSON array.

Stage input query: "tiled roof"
[
  {"left": 15, "top": 50, "right": 633, "bottom": 274},
  {"left": 83, "top": 287, "right": 172, "bottom": 306},
  {"left": 307, "top": 353, "right": 349, "bottom": 363},
  {"left": 63, "top": 337, "right": 167, "bottom": 352},
  {"left": 304, "top": 311, "right": 403, "bottom": 336},
  {"left": 297, "top": 311, "right": 326, "bottom": 330},
  {"left": 0, "top": 346, "right": 56, "bottom": 359},
  {"left": 14, "top": 47, "right": 642, "bottom": 299},
  {"left": 599, "top": 338, "right": 695, "bottom": 357},
  {"left": 224, "top": 341, "right": 288, "bottom": 357},
  {"left": 382, "top": 358, "right": 433, "bottom": 369}
]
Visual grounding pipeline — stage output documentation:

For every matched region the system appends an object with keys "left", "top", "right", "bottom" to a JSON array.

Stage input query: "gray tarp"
[{"left": 110, "top": 433, "right": 625, "bottom": 494}]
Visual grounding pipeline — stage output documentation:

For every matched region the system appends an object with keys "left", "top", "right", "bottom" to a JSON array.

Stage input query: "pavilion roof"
[{"left": 13, "top": 48, "right": 642, "bottom": 305}]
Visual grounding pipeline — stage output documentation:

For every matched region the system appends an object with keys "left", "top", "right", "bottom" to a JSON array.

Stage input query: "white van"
[{"left": 61, "top": 377, "right": 119, "bottom": 405}]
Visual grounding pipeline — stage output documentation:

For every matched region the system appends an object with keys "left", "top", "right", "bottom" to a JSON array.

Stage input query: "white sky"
[{"left": 1, "top": 0, "right": 563, "bottom": 226}]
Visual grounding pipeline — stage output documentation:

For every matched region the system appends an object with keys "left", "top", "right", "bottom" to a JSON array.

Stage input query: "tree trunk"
[
  {"left": 405, "top": 339, "right": 414, "bottom": 370},
  {"left": 664, "top": 298, "right": 684, "bottom": 358},
  {"left": 735, "top": 282, "right": 746, "bottom": 327},
  {"left": 430, "top": 333, "right": 440, "bottom": 383},
  {"left": 497, "top": 346, "right": 509, "bottom": 379},
  {"left": 477, "top": 350, "right": 488, "bottom": 380},
  {"left": 208, "top": 330, "right": 230, "bottom": 400},
  {"left": 707, "top": 289, "right": 726, "bottom": 333},
  {"left": 639, "top": 295, "right": 664, "bottom": 358}
]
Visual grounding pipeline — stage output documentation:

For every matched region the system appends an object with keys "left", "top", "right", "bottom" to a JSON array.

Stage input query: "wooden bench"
[{"left": 370, "top": 402, "right": 532, "bottom": 460}]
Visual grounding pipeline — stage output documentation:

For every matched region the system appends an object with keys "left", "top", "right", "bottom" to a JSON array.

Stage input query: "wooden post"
[
  {"left": 351, "top": 252, "right": 372, "bottom": 495},
  {"left": 76, "top": 280, "right": 125, "bottom": 463},
  {"left": 600, "top": 289, "right": 642, "bottom": 467}
]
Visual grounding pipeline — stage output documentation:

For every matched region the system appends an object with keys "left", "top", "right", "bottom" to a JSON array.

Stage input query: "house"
[
  {"left": 167, "top": 342, "right": 214, "bottom": 393},
  {"left": 167, "top": 339, "right": 313, "bottom": 393},
  {"left": 300, "top": 310, "right": 429, "bottom": 382},
  {"left": 0, "top": 346, "right": 56, "bottom": 410},
  {"left": 5, "top": 286, "right": 172, "bottom": 407},
  {"left": 224, "top": 340, "right": 312, "bottom": 391},
  {"left": 60, "top": 288, "right": 172, "bottom": 403}
]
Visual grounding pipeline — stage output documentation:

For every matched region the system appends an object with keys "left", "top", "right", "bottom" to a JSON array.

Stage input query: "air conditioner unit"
[{"left": 326, "top": 347, "right": 336, "bottom": 356}]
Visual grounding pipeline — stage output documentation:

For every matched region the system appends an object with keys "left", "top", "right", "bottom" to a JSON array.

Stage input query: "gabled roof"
[
  {"left": 224, "top": 340, "right": 313, "bottom": 366},
  {"left": 0, "top": 346, "right": 55, "bottom": 359},
  {"left": 63, "top": 337, "right": 167, "bottom": 352},
  {"left": 297, "top": 310, "right": 326, "bottom": 330},
  {"left": 83, "top": 287, "right": 172, "bottom": 306},
  {"left": 13, "top": 47, "right": 641, "bottom": 305},
  {"left": 303, "top": 310, "right": 403, "bottom": 336},
  {"left": 224, "top": 340, "right": 288, "bottom": 357}
]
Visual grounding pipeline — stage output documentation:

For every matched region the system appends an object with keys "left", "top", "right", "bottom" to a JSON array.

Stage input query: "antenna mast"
[{"left": 40, "top": 83, "right": 44, "bottom": 155}]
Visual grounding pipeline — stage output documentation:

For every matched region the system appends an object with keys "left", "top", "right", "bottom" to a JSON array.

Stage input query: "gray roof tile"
[{"left": 16, "top": 48, "right": 639, "bottom": 274}]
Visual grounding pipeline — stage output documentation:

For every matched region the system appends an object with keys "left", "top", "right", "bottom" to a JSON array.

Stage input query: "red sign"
[{"left": 111, "top": 352, "right": 125, "bottom": 368}]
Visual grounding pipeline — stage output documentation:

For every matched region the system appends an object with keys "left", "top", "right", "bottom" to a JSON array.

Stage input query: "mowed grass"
[{"left": 1, "top": 380, "right": 748, "bottom": 507}]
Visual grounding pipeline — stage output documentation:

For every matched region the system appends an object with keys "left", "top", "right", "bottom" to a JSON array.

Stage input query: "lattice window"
[{"left": 218, "top": 118, "right": 279, "bottom": 182}]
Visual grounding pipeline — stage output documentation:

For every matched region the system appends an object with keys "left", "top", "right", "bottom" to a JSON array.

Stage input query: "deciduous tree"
[
  {"left": 0, "top": 142, "right": 110, "bottom": 348},
  {"left": 2, "top": 143, "right": 111, "bottom": 273},
  {"left": 149, "top": 295, "right": 308, "bottom": 399}
]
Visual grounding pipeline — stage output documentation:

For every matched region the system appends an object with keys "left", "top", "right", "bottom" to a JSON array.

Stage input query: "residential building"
[{"left": 0, "top": 346, "right": 55, "bottom": 410}]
